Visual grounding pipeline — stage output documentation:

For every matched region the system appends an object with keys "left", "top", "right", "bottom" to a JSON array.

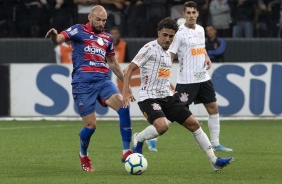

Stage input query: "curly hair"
[{"left": 157, "top": 17, "right": 178, "bottom": 32}]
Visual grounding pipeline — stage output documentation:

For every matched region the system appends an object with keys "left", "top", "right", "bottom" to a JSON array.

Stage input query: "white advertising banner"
[{"left": 10, "top": 63, "right": 282, "bottom": 117}]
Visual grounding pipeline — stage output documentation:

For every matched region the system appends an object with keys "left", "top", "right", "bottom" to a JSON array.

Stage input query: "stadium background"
[{"left": 0, "top": 38, "right": 281, "bottom": 118}]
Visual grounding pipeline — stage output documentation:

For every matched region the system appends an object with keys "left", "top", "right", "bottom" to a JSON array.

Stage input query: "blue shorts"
[{"left": 72, "top": 80, "right": 120, "bottom": 117}]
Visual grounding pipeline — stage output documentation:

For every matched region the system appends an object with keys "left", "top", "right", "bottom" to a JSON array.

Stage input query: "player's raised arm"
[{"left": 45, "top": 28, "right": 65, "bottom": 45}]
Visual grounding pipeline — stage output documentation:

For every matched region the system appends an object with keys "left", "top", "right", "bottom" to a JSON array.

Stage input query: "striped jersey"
[
  {"left": 61, "top": 23, "right": 115, "bottom": 83},
  {"left": 132, "top": 40, "right": 174, "bottom": 102},
  {"left": 168, "top": 24, "right": 210, "bottom": 84}
]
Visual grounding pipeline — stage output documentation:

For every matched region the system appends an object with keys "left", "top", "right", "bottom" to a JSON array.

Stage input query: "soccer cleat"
[
  {"left": 132, "top": 133, "right": 143, "bottom": 154},
  {"left": 212, "top": 144, "right": 233, "bottom": 152},
  {"left": 146, "top": 139, "right": 158, "bottom": 152},
  {"left": 79, "top": 155, "right": 94, "bottom": 172},
  {"left": 121, "top": 150, "right": 133, "bottom": 163},
  {"left": 212, "top": 157, "right": 233, "bottom": 172}
]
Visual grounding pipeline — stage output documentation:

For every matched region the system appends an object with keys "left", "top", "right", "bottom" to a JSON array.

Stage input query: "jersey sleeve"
[
  {"left": 168, "top": 32, "right": 181, "bottom": 54},
  {"left": 131, "top": 43, "right": 153, "bottom": 67},
  {"left": 61, "top": 25, "right": 79, "bottom": 42},
  {"left": 106, "top": 36, "right": 115, "bottom": 57}
]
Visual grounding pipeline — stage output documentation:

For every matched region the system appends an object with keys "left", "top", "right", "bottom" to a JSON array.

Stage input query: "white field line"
[
  {"left": 0, "top": 124, "right": 67, "bottom": 130},
  {"left": 0, "top": 116, "right": 282, "bottom": 121}
]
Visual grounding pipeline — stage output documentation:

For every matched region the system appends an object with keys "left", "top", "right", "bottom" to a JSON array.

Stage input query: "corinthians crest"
[
  {"left": 180, "top": 93, "right": 189, "bottom": 102},
  {"left": 151, "top": 103, "right": 161, "bottom": 110}
]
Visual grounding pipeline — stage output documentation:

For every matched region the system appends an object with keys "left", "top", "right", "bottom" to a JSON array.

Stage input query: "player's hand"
[
  {"left": 204, "top": 58, "right": 212, "bottom": 70},
  {"left": 122, "top": 88, "right": 136, "bottom": 108},
  {"left": 45, "top": 28, "right": 58, "bottom": 38},
  {"left": 128, "top": 87, "right": 136, "bottom": 102}
]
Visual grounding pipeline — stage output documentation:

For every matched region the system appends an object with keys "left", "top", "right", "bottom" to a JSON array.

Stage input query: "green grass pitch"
[{"left": 0, "top": 119, "right": 282, "bottom": 184}]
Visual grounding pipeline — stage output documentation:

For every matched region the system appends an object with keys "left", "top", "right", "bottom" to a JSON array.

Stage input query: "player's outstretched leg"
[
  {"left": 211, "top": 157, "right": 234, "bottom": 172},
  {"left": 212, "top": 144, "right": 233, "bottom": 152},
  {"left": 79, "top": 154, "right": 94, "bottom": 172},
  {"left": 208, "top": 114, "right": 233, "bottom": 152},
  {"left": 146, "top": 138, "right": 158, "bottom": 152},
  {"left": 79, "top": 127, "right": 95, "bottom": 172},
  {"left": 118, "top": 107, "right": 133, "bottom": 163},
  {"left": 132, "top": 133, "right": 144, "bottom": 154}
]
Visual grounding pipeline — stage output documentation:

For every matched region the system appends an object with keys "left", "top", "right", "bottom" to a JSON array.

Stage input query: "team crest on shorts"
[
  {"left": 180, "top": 93, "right": 189, "bottom": 102},
  {"left": 79, "top": 102, "right": 83, "bottom": 109},
  {"left": 151, "top": 103, "right": 161, "bottom": 110}
]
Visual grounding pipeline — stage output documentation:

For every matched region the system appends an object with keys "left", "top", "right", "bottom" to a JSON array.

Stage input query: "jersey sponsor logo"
[
  {"left": 89, "top": 61, "right": 107, "bottom": 67},
  {"left": 84, "top": 46, "right": 106, "bottom": 57},
  {"left": 68, "top": 28, "right": 78, "bottom": 36},
  {"left": 191, "top": 48, "right": 205, "bottom": 56},
  {"left": 156, "top": 89, "right": 170, "bottom": 96},
  {"left": 158, "top": 68, "right": 170, "bottom": 79},
  {"left": 134, "top": 47, "right": 151, "bottom": 63},
  {"left": 193, "top": 71, "right": 206, "bottom": 80}
]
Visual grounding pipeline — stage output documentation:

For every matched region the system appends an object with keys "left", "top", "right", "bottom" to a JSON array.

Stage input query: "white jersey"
[
  {"left": 132, "top": 40, "right": 174, "bottom": 102},
  {"left": 168, "top": 24, "right": 211, "bottom": 84}
]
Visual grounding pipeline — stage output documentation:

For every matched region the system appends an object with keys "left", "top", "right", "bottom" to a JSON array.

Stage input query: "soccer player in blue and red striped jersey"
[{"left": 45, "top": 5, "right": 133, "bottom": 172}]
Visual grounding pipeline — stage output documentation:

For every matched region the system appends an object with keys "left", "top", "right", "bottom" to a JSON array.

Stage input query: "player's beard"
[{"left": 92, "top": 26, "right": 103, "bottom": 33}]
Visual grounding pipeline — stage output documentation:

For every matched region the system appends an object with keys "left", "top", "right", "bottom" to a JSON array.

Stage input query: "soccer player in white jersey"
[
  {"left": 168, "top": 1, "right": 232, "bottom": 152},
  {"left": 122, "top": 17, "right": 233, "bottom": 172}
]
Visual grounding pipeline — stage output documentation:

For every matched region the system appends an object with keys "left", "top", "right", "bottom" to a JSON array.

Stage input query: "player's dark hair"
[
  {"left": 157, "top": 17, "right": 178, "bottom": 32},
  {"left": 205, "top": 24, "right": 216, "bottom": 29},
  {"left": 183, "top": 1, "right": 198, "bottom": 11},
  {"left": 109, "top": 26, "right": 120, "bottom": 32}
]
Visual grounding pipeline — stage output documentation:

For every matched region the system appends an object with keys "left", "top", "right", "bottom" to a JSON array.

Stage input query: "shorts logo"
[
  {"left": 151, "top": 103, "right": 161, "bottom": 110},
  {"left": 180, "top": 93, "right": 188, "bottom": 102},
  {"left": 79, "top": 102, "right": 83, "bottom": 109},
  {"left": 143, "top": 112, "right": 148, "bottom": 119}
]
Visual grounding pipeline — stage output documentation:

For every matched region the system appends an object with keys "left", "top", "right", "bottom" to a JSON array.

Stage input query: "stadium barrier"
[
  {"left": 0, "top": 63, "right": 281, "bottom": 118},
  {"left": 0, "top": 38, "right": 282, "bottom": 64}
]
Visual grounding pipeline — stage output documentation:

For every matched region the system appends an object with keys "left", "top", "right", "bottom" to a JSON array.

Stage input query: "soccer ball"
[{"left": 124, "top": 153, "right": 148, "bottom": 175}]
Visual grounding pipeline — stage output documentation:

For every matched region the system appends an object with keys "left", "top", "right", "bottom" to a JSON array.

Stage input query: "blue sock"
[
  {"left": 118, "top": 107, "right": 132, "bottom": 150},
  {"left": 79, "top": 127, "right": 95, "bottom": 156}
]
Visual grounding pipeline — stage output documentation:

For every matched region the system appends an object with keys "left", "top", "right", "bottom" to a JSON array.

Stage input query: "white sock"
[
  {"left": 192, "top": 127, "right": 217, "bottom": 163},
  {"left": 136, "top": 125, "right": 159, "bottom": 143},
  {"left": 122, "top": 149, "right": 130, "bottom": 154},
  {"left": 167, "top": 120, "right": 172, "bottom": 125},
  {"left": 79, "top": 152, "right": 88, "bottom": 157},
  {"left": 208, "top": 113, "right": 220, "bottom": 147}
]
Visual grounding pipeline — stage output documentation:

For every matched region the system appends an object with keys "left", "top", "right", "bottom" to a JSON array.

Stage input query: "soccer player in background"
[
  {"left": 147, "top": 1, "right": 232, "bottom": 152},
  {"left": 122, "top": 17, "right": 233, "bottom": 172},
  {"left": 45, "top": 5, "right": 134, "bottom": 172},
  {"left": 169, "top": 1, "right": 232, "bottom": 152}
]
